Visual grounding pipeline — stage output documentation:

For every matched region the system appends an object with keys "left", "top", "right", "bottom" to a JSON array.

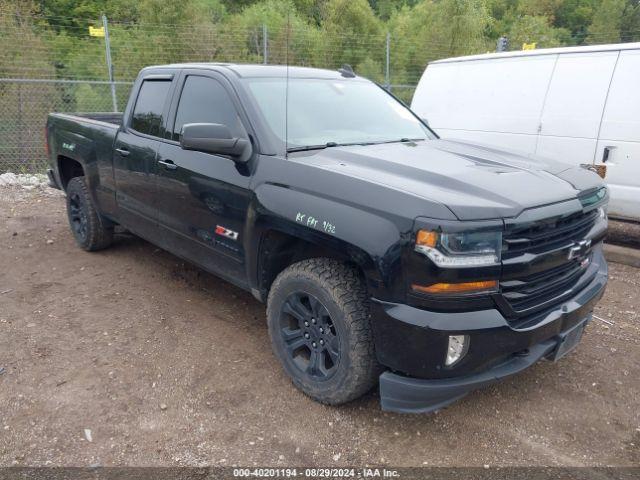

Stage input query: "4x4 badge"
[{"left": 568, "top": 239, "right": 591, "bottom": 260}]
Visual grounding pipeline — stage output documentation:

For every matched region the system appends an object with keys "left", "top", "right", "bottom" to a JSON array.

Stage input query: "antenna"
[{"left": 284, "top": 8, "right": 290, "bottom": 159}]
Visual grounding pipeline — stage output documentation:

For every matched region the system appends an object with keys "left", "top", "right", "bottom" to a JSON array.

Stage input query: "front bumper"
[{"left": 371, "top": 249, "right": 607, "bottom": 414}]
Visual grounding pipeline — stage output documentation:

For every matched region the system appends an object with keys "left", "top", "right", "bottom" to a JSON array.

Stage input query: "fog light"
[{"left": 446, "top": 335, "right": 468, "bottom": 366}]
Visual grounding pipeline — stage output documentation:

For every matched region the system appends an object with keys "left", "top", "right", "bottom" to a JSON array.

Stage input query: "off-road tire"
[
  {"left": 267, "top": 258, "right": 381, "bottom": 405},
  {"left": 66, "top": 176, "right": 114, "bottom": 251}
]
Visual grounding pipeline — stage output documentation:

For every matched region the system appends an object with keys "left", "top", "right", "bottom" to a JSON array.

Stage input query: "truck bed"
[{"left": 46, "top": 111, "right": 123, "bottom": 202}]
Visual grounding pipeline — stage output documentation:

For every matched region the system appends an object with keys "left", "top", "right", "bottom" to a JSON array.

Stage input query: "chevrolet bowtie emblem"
[{"left": 568, "top": 239, "right": 592, "bottom": 260}]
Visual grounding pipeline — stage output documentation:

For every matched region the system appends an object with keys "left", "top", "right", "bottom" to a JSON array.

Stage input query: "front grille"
[
  {"left": 500, "top": 209, "right": 599, "bottom": 322},
  {"left": 503, "top": 209, "right": 598, "bottom": 259},
  {"left": 500, "top": 259, "right": 589, "bottom": 317}
]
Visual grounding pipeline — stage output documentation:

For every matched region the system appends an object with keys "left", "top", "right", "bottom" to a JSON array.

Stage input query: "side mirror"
[{"left": 180, "top": 123, "right": 250, "bottom": 161}]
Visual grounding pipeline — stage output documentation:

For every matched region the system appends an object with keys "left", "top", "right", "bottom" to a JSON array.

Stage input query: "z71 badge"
[{"left": 214, "top": 225, "right": 238, "bottom": 241}]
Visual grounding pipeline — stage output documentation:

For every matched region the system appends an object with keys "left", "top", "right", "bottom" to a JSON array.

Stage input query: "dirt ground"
[{"left": 0, "top": 186, "right": 638, "bottom": 468}]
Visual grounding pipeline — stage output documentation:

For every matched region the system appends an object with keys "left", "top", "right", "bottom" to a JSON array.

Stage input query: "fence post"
[
  {"left": 385, "top": 32, "right": 390, "bottom": 91},
  {"left": 17, "top": 83, "right": 25, "bottom": 168},
  {"left": 263, "top": 24, "right": 268, "bottom": 65},
  {"left": 102, "top": 15, "right": 118, "bottom": 112}
]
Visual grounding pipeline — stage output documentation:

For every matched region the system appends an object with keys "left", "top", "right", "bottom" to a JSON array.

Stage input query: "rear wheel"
[
  {"left": 66, "top": 176, "right": 113, "bottom": 251},
  {"left": 267, "top": 258, "right": 380, "bottom": 405}
]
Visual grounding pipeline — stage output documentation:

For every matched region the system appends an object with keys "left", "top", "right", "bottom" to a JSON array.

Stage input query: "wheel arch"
[
  {"left": 247, "top": 184, "right": 408, "bottom": 302},
  {"left": 255, "top": 226, "right": 380, "bottom": 302},
  {"left": 57, "top": 155, "right": 85, "bottom": 190}
]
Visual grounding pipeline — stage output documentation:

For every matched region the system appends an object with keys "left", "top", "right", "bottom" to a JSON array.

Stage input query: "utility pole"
[{"left": 102, "top": 15, "right": 118, "bottom": 112}]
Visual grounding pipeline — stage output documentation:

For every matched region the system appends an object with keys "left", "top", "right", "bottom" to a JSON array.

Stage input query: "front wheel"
[
  {"left": 267, "top": 258, "right": 380, "bottom": 405},
  {"left": 66, "top": 176, "right": 113, "bottom": 251}
]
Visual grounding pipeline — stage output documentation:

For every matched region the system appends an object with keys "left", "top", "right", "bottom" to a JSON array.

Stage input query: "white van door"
[
  {"left": 536, "top": 51, "right": 619, "bottom": 166},
  {"left": 411, "top": 55, "right": 557, "bottom": 155},
  {"left": 594, "top": 49, "right": 640, "bottom": 221}
]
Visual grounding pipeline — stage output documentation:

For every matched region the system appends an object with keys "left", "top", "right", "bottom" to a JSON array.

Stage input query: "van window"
[
  {"left": 600, "top": 50, "right": 640, "bottom": 142},
  {"left": 131, "top": 80, "right": 171, "bottom": 137},
  {"left": 173, "top": 76, "right": 247, "bottom": 141}
]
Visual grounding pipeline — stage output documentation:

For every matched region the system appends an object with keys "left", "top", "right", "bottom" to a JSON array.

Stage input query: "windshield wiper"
[
  {"left": 371, "top": 137, "right": 426, "bottom": 145},
  {"left": 287, "top": 142, "right": 340, "bottom": 153},
  {"left": 286, "top": 138, "right": 426, "bottom": 153}
]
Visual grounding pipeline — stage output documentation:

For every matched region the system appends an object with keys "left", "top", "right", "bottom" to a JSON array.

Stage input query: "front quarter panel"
[{"left": 248, "top": 156, "right": 416, "bottom": 301}]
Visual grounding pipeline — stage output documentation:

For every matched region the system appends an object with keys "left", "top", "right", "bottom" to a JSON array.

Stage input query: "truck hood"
[{"left": 302, "top": 139, "right": 603, "bottom": 220}]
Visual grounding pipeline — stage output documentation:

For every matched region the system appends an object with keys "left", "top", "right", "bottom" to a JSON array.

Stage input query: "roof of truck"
[
  {"left": 144, "top": 63, "right": 361, "bottom": 80},
  {"left": 430, "top": 41, "right": 640, "bottom": 65}
]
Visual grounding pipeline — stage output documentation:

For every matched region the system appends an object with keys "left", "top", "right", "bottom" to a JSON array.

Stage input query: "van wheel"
[
  {"left": 66, "top": 176, "right": 113, "bottom": 251},
  {"left": 267, "top": 258, "right": 380, "bottom": 405}
]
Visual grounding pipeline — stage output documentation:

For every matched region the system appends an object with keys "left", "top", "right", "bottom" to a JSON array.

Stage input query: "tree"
[
  {"left": 320, "top": 0, "right": 383, "bottom": 69},
  {"left": 508, "top": 14, "right": 566, "bottom": 49},
  {"left": 370, "top": 0, "right": 419, "bottom": 20},
  {"left": 587, "top": 0, "right": 626, "bottom": 43},
  {"left": 620, "top": 0, "right": 640, "bottom": 42},
  {"left": 552, "top": 0, "right": 597, "bottom": 44},
  {"left": 433, "top": 0, "right": 491, "bottom": 56}
]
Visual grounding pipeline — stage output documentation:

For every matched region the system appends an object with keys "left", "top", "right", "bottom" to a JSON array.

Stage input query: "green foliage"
[
  {"left": 4, "top": 0, "right": 639, "bottom": 173},
  {"left": 321, "top": 0, "right": 383, "bottom": 68},
  {"left": 435, "top": 0, "right": 491, "bottom": 55},
  {"left": 508, "top": 15, "right": 567, "bottom": 49},
  {"left": 356, "top": 56, "right": 384, "bottom": 83},
  {"left": 587, "top": 0, "right": 625, "bottom": 43},
  {"left": 620, "top": 0, "right": 640, "bottom": 42},
  {"left": 1, "top": 0, "right": 638, "bottom": 86},
  {"left": 554, "top": 0, "right": 599, "bottom": 43}
]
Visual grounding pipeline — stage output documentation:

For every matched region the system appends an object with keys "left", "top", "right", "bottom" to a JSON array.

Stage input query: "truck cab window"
[
  {"left": 131, "top": 80, "right": 171, "bottom": 137},
  {"left": 173, "top": 76, "right": 247, "bottom": 142}
]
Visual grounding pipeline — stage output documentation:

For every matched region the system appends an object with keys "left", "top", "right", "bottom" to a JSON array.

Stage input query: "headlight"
[
  {"left": 579, "top": 186, "right": 607, "bottom": 207},
  {"left": 415, "top": 229, "right": 502, "bottom": 267}
]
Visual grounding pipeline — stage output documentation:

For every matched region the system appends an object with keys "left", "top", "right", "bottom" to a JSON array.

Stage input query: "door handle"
[
  {"left": 115, "top": 148, "right": 130, "bottom": 157},
  {"left": 158, "top": 159, "right": 178, "bottom": 171},
  {"left": 602, "top": 146, "right": 614, "bottom": 163}
]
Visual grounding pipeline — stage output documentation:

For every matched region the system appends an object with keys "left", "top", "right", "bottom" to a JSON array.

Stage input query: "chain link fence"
[
  {"left": 2, "top": 7, "right": 630, "bottom": 173},
  {"left": 1, "top": 7, "right": 467, "bottom": 173},
  {"left": 0, "top": 79, "right": 132, "bottom": 173}
]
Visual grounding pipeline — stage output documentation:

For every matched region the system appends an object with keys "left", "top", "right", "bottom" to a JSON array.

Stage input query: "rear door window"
[
  {"left": 172, "top": 75, "right": 247, "bottom": 141},
  {"left": 131, "top": 80, "right": 172, "bottom": 137}
]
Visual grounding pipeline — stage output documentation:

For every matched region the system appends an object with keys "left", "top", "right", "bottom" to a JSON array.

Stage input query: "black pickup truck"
[{"left": 45, "top": 64, "right": 608, "bottom": 413}]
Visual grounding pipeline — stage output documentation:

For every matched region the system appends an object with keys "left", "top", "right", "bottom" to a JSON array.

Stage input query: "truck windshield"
[{"left": 244, "top": 78, "right": 434, "bottom": 151}]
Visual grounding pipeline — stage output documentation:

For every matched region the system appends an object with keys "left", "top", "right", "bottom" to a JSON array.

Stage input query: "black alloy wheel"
[
  {"left": 65, "top": 176, "right": 114, "bottom": 251},
  {"left": 279, "top": 291, "right": 340, "bottom": 380},
  {"left": 266, "top": 258, "right": 380, "bottom": 405},
  {"left": 68, "top": 190, "right": 89, "bottom": 243}
]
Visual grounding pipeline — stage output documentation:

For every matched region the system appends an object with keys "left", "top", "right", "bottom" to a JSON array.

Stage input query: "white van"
[{"left": 411, "top": 43, "right": 640, "bottom": 222}]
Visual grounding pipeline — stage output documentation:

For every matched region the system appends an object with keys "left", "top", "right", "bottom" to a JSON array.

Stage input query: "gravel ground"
[{"left": 0, "top": 186, "right": 638, "bottom": 467}]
